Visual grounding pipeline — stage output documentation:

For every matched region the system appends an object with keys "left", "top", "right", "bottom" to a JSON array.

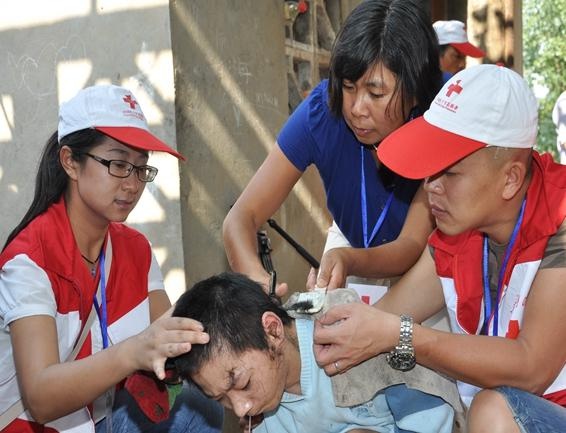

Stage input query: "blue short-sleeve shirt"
[{"left": 277, "top": 80, "right": 421, "bottom": 248}]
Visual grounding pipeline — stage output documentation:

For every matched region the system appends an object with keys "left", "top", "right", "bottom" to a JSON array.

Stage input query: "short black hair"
[
  {"left": 171, "top": 272, "right": 293, "bottom": 379},
  {"left": 328, "top": 0, "right": 442, "bottom": 118},
  {"left": 438, "top": 44, "right": 451, "bottom": 56}
]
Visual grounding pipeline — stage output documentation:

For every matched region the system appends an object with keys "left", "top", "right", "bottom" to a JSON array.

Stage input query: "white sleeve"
[
  {"left": 147, "top": 250, "right": 164, "bottom": 292},
  {"left": 0, "top": 254, "right": 57, "bottom": 329},
  {"left": 322, "top": 220, "right": 352, "bottom": 254}
]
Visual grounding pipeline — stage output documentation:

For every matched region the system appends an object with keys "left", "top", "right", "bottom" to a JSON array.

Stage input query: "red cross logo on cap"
[
  {"left": 123, "top": 94, "right": 138, "bottom": 109},
  {"left": 446, "top": 80, "right": 463, "bottom": 97}
]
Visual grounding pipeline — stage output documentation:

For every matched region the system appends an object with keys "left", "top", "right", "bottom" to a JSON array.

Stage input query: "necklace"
[{"left": 81, "top": 254, "right": 99, "bottom": 265}]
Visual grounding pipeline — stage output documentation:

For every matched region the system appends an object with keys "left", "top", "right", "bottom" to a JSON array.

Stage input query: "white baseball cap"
[
  {"left": 433, "top": 20, "right": 485, "bottom": 58},
  {"left": 377, "top": 64, "right": 538, "bottom": 179},
  {"left": 58, "top": 85, "right": 185, "bottom": 160}
]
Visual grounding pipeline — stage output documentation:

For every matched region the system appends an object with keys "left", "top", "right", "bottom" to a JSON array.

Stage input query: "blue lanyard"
[
  {"left": 93, "top": 250, "right": 109, "bottom": 349},
  {"left": 482, "top": 198, "right": 526, "bottom": 336},
  {"left": 360, "top": 147, "right": 394, "bottom": 248}
]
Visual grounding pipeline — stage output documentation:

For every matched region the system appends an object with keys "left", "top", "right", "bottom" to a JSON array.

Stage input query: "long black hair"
[
  {"left": 328, "top": 0, "right": 442, "bottom": 118},
  {"left": 2, "top": 129, "right": 107, "bottom": 250},
  {"left": 171, "top": 272, "right": 293, "bottom": 379}
]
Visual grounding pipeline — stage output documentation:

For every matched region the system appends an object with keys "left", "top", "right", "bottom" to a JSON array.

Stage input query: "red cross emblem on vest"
[
  {"left": 446, "top": 80, "right": 463, "bottom": 97},
  {"left": 123, "top": 95, "right": 138, "bottom": 109}
]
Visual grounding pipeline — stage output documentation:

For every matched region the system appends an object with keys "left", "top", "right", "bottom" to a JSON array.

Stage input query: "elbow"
[
  {"left": 22, "top": 386, "right": 72, "bottom": 425},
  {"left": 222, "top": 206, "right": 242, "bottom": 245},
  {"left": 526, "top": 373, "right": 559, "bottom": 396},
  {"left": 505, "top": 361, "right": 560, "bottom": 396},
  {"left": 24, "top": 396, "right": 58, "bottom": 425}
]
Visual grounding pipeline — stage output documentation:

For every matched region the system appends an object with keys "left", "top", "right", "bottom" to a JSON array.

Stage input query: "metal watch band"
[
  {"left": 387, "top": 314, "right": 416, "bottom": 371},
  {"left": 398, "top": 314, "right": 413, "bottom": 348}
]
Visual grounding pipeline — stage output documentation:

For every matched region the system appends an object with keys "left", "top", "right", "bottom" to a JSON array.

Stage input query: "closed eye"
[{"left": 342, "top": 81, "right": 355, "bottom": 91}]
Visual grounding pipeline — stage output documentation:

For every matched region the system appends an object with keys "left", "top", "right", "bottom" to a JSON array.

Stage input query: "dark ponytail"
[{"left": 3, "top": 129, "right": 107, "bottom": 250}]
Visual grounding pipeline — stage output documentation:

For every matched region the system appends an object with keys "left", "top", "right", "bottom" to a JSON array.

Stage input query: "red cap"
[
  {"left": 376, "top": 117, "right": 485, "bottom": 180},
  {"left": 96, "top": 126, "right": 185, "bottom": 161},
  {"left": 434, "top": 20, "right": 485, "bottom": 58},
  {"left": 376, "top": 65, "right": 538, "bottom": 179},
  {"left": 451, "top": 42, "right": 485, "bottom": 58}
]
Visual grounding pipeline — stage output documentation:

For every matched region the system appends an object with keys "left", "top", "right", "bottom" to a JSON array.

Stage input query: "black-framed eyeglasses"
[{"left": 81, "top": 153, "right": 158, "bottom": 182}]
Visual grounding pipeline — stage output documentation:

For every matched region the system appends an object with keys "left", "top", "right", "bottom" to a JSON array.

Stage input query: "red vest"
[
  {"left": 1, "top": 199, "right": 153, "bottom": 432},
  {"left": 429, "top": 152, "right": 566, "bottom": 406}
]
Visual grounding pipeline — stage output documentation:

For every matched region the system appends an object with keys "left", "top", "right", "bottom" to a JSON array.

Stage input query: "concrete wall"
[
  {"left": 170, "top": 0, "right": 331, "bottom": 293},
  {"left": 0, "top": 0, "right": 186, "bottom": 302}
]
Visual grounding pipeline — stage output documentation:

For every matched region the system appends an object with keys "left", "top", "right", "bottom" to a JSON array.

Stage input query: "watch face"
[{"left": 387, "top": 352, "right": 416, "bottom": 371}]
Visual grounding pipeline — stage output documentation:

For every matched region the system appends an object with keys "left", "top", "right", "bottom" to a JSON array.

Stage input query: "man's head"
[
  {"left": 377, "top": 65, "right": 537, "bottom": 238},
  {"left": 433, "top": 20, "right": 485, "bottom": 75},
  {"left": 170, "top": 272, "right": 296, "bottom": 417}
]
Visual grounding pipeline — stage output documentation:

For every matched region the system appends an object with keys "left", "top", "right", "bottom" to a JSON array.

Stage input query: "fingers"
[
  {"left": 162, "top": 318, "right": 210, "bottom": 346},
  {"left": 312, "top": 342, "right": 349, "bottom": 376},
  {"left": 312, "top": 338, "right": 339, "bottom": 368},
  {"left": 163, "top": 316, "right": 205, "bottom": 332},
  {"left": 315, "top": 304, "right": 352, "bottom": 328},
  {"left": 305, "top": 267, "right": 317, "bottom": 290},
  {"left": 325, "top": 272, "right": 345, "bottom": 291},
  {"left": 315, "top": 264, "right": 330, "bottom": 289},
  {"left": 275, "top": 282, "right": 288, "bottom": 298},
  {"left": 142, "top": 317, "right": 211, "bottom": 378},
  {"left": 316, "top": 250, "right": 347, "bottom": 290}
]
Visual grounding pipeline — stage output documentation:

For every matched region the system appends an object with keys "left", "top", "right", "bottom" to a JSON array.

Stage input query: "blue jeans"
[
  {"left": 496, "top": 386, "right": 566, "bottom": 433},
  {"left": 95, "top": 383, "right": 223, "bottom": 433}
]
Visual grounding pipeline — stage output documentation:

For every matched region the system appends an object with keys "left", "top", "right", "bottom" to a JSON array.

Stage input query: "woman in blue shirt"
[{"left": 223, "top": 0, "right": 442, "bottom": 293}]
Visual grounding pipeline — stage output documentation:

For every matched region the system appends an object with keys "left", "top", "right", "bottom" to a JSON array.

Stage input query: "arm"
[
  {"left": 313, "top": 246, "right": 444, "bottom": 373},
  {"left": 414, "top": 266, "right": 566, "bottom": 393},
  {"left": 10, "top": 310, "right": 208, "bottom": 424},
  {"left": 315, "top": 252, "right": 566, "bottom": 394},
  {"left": 148, "top": 289, "right": 172, "bottom": 322},
  {"left": 223, "top": 144, "right": 302, "bottom": 294},
  {"left": 316, "top": 185, "right": 435, "bottom": 289}
]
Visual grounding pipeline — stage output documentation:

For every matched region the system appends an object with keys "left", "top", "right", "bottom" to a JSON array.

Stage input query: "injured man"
[{"left": 170, "top": 272, "right": 464, "bottom": 433}]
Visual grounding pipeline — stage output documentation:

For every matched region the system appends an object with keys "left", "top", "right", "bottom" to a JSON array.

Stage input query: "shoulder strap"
[
  {"left": 0, "top": 308, "right": 97, "bottom": 430},
  {"left": 0, "top": 237, "right": 112, "bottom": 429}
]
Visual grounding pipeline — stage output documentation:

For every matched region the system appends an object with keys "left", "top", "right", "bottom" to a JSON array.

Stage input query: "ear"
[
  {"left": 262, "top": 312, "right": 285, "bottom": 347},
  {"left": 501, "top": 160, "right": 528, "bottom": 201},
  {"left": 59, "top": 146, "right": 80, "bottom": 181}
]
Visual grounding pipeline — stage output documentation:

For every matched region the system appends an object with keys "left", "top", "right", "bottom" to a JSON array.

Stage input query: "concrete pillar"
[
  {"left": 170, "top": 0, "right": 331, "bottom": 297},
  {"left": 468, "top": 0, "right": 521, "bottom": 72}
]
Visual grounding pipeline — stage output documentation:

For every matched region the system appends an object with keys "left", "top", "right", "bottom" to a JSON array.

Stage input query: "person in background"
[
  {"left": 223, "top": 0, "right": 441, "bottom": 296},
  {"left": 433, "top": 20, "right": 485, "bottom": 82},
  {"left": 0, "top": 85, "right": 222, "bottom": 432},
  {"left": 314, "top": 65, "right": 566, "bottom": 433},
  {"left": 552, "top": 90, "right": 566, "bottom": 164}
]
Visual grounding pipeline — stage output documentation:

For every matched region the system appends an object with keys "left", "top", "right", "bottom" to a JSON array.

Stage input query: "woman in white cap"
[{"left": 0, "top": 85, "right": 222, "bottom": 432}]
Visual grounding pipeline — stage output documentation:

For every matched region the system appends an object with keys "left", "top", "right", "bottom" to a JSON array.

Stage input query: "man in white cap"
[
  {"left": 433, "top": 20, "right": 485, "bottom": 82},
  {"left": 313, "top": 64, "right": 566, "bottom": 432}
]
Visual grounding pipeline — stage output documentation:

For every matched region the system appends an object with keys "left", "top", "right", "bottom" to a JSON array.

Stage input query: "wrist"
[
  {"left": 386, "top": 314, "right": 416, "bottom": 371},
  {"left": 119, "top": 335, "right": 144, "bottom": 374}
]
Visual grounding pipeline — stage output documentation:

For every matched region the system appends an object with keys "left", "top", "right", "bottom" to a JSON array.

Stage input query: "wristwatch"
[{"left": 387, "top": 315, "right": 416, "bottom": 371}]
